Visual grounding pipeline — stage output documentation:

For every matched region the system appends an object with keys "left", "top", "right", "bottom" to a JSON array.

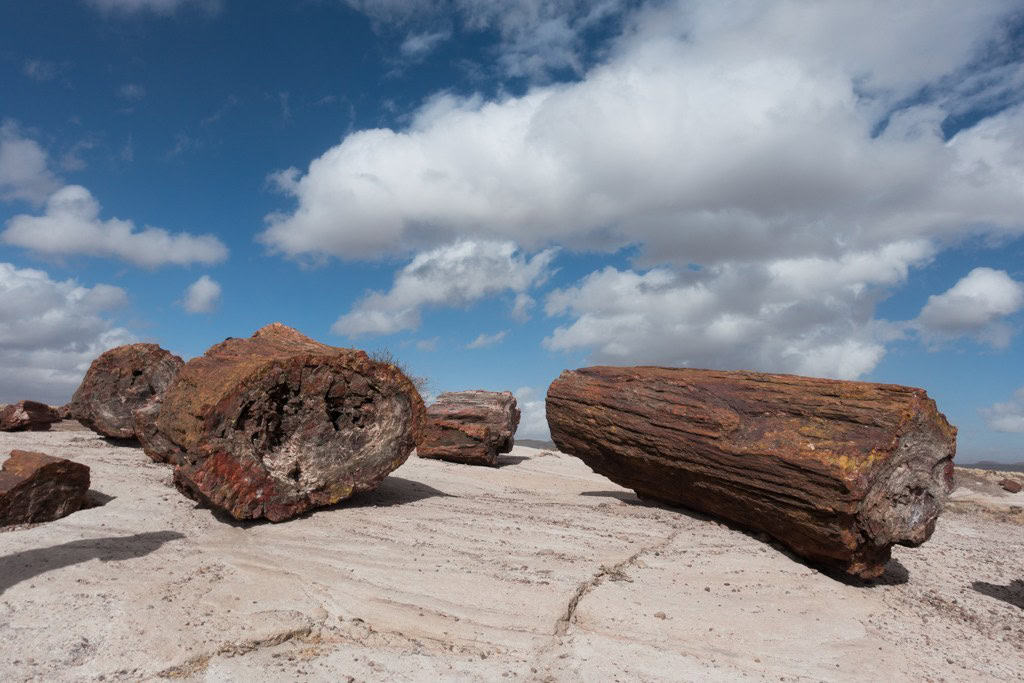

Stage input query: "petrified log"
[
  {"left": 69, "top": 343, "right": 184, "bottom": 440},
  {"left": 546, "top": 366, "right": 957, "bottom": 579},
  {"left": 141, "top": 323, "right": 426, "bottom": 522},
  {"left": 0, "top": 400, "right": 61, "bottom": 431},
  {"left": 0, "top": 450, "right": 90, "bottom": 525},
  {"left": 418, "top": 390, "right": 521, "bottom": 466},
  {"left": 999, "top": 478, "right": 1022, "bottom": 494}
]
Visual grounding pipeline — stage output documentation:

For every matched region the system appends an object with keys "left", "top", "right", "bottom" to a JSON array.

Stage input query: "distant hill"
[
  {"left": 517, "top": 439, "right": 556, "bottom": 450},
  {"left": 959, "top": 460, "right": 1024, "bottom": 473}
]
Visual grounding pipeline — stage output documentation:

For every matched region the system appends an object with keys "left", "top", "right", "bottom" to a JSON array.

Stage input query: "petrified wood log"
[
  {"left": 0, "top": 450, "right": 90, "bottom": 525},
  {"left": 546, "top": 366, "right": 957, "bottom": 579},
  {"left": 69, "top": 343, "right": 184, "bottom": 440},
  {"left": 141, "top": 323, "right": 426, "bottom": 522},
  {"left": 418, "top": 390, "right": 521, "bottom": 466},
  {"left": 0, "top": 400, "right": 61, "bottom": 431}
]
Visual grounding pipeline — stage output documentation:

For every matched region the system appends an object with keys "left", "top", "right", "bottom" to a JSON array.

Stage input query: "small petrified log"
[
  {"left": 546, "top": 366, "right": 957, "bottom": 579},
  {"left": 999, "top": 478, "right": 1022, "bottom": 494},
  {"left": 0, "top": 400, "right": 61, "bottom": 431},
  {"left": 0, "top": 450, "right": 90, "bottom": 525},
  {"left": 141, "top": 323, "right": 426, "bottom": 522},
  {"left": 418, "top": 390, "right": 521, "bottom": 466},
  {"left": 69, "top": 343, "right": 184, "bottom": 440}
]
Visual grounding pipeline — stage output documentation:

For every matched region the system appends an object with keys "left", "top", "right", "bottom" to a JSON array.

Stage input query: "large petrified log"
[
  {"left": 69, "top": 343, "right": 184, "bottom": 440},
  {"left": 0, "top": 450, "right": 90, "bottom": 525},
  {"left": 0, "top": 400, "right": 61, "bottom": 431},
  {"left": 140, "top": 323, "right": 426, "bottom": 522},
  {"left": 546, "top": 366, "right": 957, "bottom": 579},
  {"left": 418, "top": 390, "right": 521, "bottom": 466}
]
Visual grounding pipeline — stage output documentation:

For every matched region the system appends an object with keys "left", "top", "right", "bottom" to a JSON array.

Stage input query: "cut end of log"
[{"left": 150, "top": 323, "right": 425, "bottom": 522}]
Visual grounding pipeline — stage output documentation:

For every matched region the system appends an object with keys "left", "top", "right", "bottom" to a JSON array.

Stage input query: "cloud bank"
[
  {"left": 269, "top": 1, "right": 1024, "bottom": 378},
  {"left": 0, "top": 263, "right": 134, "bottom": 404}
]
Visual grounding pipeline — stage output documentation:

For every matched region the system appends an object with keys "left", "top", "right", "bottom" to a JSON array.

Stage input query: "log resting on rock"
[
  {"left": 69, "top": 343, "right": 184, "bottom": 440},
  {"left": 140, "top": 323, "right": 426, "bottom": 522},
  {"left": 546, "top": 366, "right": 957, "bottom": 579},
  {"left": 417, "top": 390, "right": 521, "bottom": 466},
  {"left": 0, "top": 450, "right": 90, "bottom": 525},
  {"left": 0, "top": 401, "right": 61, "bottom": 431}
]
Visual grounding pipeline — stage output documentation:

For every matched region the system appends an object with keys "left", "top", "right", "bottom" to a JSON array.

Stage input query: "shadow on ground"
[
  {"left": 495, "top": 454, "right": 531, "bottom": 468},
  {"left": 199, "top": 475, "right": 454, "bottom": 527},
  {"left": 0, "top": 530, "right": 185, "bottom": 594},
  {"left": 972, "top": 579, "right": 1024, "bottom": 609}
]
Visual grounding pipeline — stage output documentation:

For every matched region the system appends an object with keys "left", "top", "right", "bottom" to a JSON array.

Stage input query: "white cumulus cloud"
[
  {"left": 916, "top": 267, "right": 1024, "bottom": 347},
  {"left": 333, "top": 240, "right": 556, "bottom": 336},
  {"left": 86, "top": 0, "right": 221, "bottom": 14},
  {"left": 467, "top": 330, "right": 507, "bottom": 349},
  {"left": 544, "top": 240, "right": 935, "bottom": 380},
  {"left": 981, "top": 387, "right": 1024, "bottom": 433},
  {"left": 513, "top": 386, "right": 550, "bottom": 441},
  {"left": 0, "top": 121, "right": 61, "bottom": 206},
  {"left": 262, "top": 2, "right": 1024, "bottom": 265},
  {"left": 0, "top": 262, "right": 136, "bottom": 404},
  {"left": 182, "top": 275, "right": 222, "bottom": 313},
  {"left": 3, "top": 185, "right": 229, "bottom": 267},
  {"left": 266, "top": 1, "right": 1024, "bottom": 378}
]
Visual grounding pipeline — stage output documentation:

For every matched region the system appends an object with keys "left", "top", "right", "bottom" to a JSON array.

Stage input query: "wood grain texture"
[
  {"left": 546, "top": 366, "right": 957, "bottom": 578},
  {"left": 417, "top": 390, "right": 520, "bottom": 466}
]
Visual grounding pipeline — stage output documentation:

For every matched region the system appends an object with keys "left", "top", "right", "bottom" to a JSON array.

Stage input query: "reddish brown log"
[
  {"left": 69, "top": 343, "right": 184, "bottom": 440},
  {"left": 0, "top": 400, "right": 61, "bottom": 431},
  {"left": 417, "top": 391, "right": 520, "bottom": 466},
  {"left": 999, "top": 478, "right": 1022, "bottom": 494},
  {"left": 141, "top": 323, "right": 426, "bottom": 522},
  {"left": 546, "top": 366, "right": 957, "bottom": 579},
  {"left": 0, "top": 450, "right": 90, "bottom": 525}
]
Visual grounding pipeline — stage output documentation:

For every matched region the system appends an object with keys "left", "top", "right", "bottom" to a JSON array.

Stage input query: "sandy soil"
[{"left": 0, "top": 424, "right": 1021, "bottom": 681}]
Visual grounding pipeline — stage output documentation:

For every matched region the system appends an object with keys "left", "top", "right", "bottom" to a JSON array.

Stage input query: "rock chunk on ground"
[
  {"left": 69, "top": 343, "right": 184, "bottom": 440},
  {"left": 418, "top": 391, "right": 521, "bottom": 466},
  {"left": 140, "top": 323, "right": 426, "bottom": 522},
  {"left": 0, "top": 450, "right": 90, "bottom": 525},
  {"left": 0, "top": 401, "right": 61, "bottom": 431},
  {"left": 546, "top": 366, "right": 957, "bottom": 579},
  {"left": 999, "top": 478, "right": 1022, "bottom": 493}
]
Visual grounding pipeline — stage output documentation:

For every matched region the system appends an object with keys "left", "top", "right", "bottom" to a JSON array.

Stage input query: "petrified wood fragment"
[
  {"left": 546, "top": 366, "right": 957, "bottom": 579},
  {"left": 141, "top": 323, "right": 426, "bottom": 522},
  {"left": 0, "top": 400, "right": 61, "bottom": 431},
  {"left": 69, "top": 343, "right": 184, "bottom": 440},
  {"left": 0, "top": 450, "right": 90, "bottom": 525},
  {"left": 418, "top": 390, "right": 521, "bottom": 466}
]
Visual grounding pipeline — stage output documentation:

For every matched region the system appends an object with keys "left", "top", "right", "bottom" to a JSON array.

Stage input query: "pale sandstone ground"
[{"left": 0, "top": 424, "right": 1021, "bottom": 682}]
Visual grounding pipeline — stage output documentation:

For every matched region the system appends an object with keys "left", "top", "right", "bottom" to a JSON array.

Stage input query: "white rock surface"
[{"left": 0, "top": 424, "right": 1021, "bottom": 681}]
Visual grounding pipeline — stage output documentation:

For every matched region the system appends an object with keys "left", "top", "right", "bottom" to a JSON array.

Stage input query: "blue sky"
[{"left": 1, "top": 0, "right": 1023, "bottom": 461}]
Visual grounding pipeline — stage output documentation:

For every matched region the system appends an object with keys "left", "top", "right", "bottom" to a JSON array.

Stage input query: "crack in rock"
[
  {"left": 553, "top": 526, "right": 680, "bottom": 637},
  {"left": 156, "top": 613, "right": 328, "bottom": 679}
]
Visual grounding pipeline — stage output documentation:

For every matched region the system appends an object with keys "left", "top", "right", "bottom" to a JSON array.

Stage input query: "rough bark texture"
[
  {"left": 546, "top": 366, "right": 957, "bottom": 579},
  {"left": 0, "top": 401, "right": 61, "bottom": 431},
  {"left": 141, "top": 323, "right": 426, "bottom": 522},
  {"left": 0, "top": 450, "right": 90, "bottom": 525},
  {"left": 69, "top": 343, "right": 184, "bottom": 440},
  {"left": 417, "top": 391, "right": 521, "bottom": 466}
]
